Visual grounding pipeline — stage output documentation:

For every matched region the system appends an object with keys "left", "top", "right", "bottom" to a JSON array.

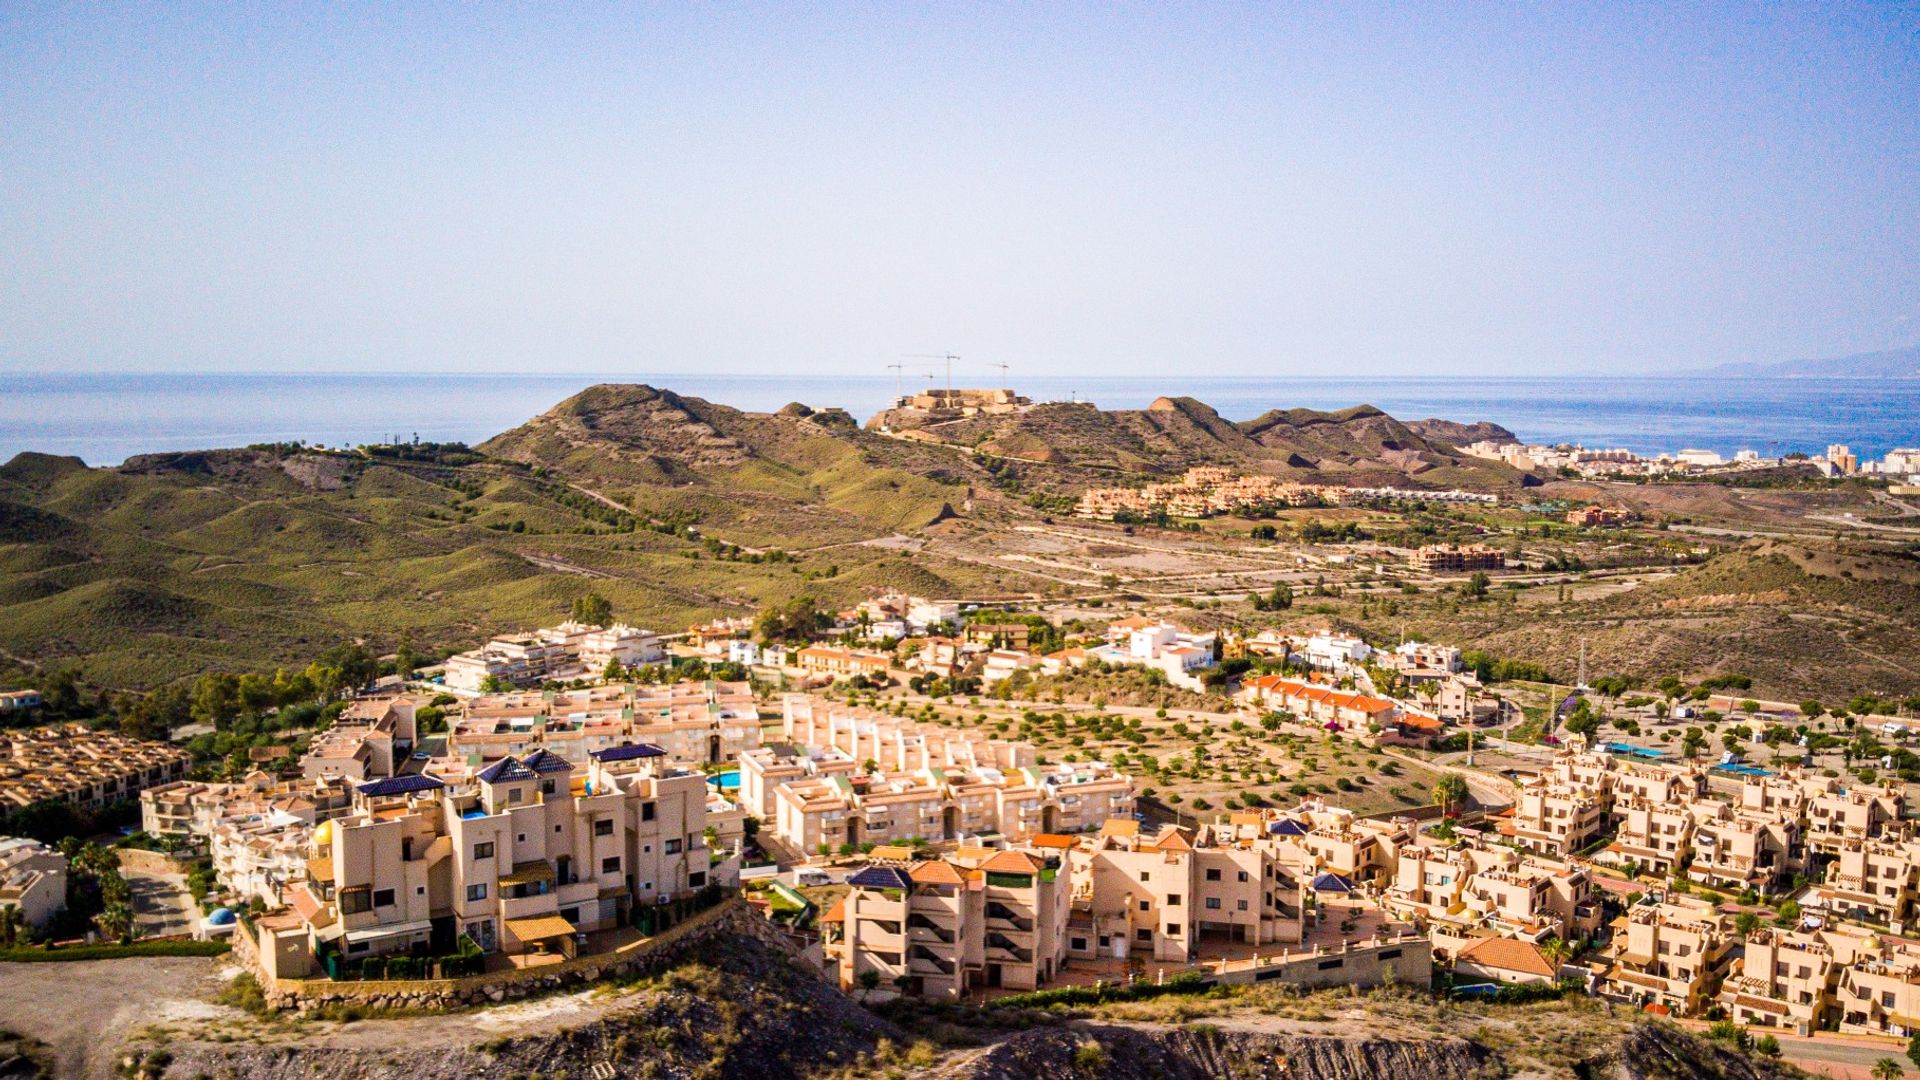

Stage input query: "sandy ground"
[{"left": 0, "top": 956, "right": 232, "bottom": 1079}]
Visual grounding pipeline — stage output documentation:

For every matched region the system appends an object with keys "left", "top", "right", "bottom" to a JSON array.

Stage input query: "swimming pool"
[
  {"left": 1601, "top": 742, "right": 1668, "bottom": 760},
  {"left": 1713, "top": 763, "right": 1773, "bottom": 776},
  {"left": 709, "top": 770, "right": 741, "bottom": 790}
]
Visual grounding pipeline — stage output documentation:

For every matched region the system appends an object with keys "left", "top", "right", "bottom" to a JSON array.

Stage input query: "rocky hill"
[{"left": 872, "top": 395, "right": 1523, "bottom": 489}]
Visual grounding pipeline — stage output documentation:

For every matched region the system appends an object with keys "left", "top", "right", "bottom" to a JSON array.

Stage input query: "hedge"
[
  {"left": 0, "top": 939, "right": 232, "bottom": 963},
  {"left": 988, "top": 970, "right": 1214, "bottom": 1010}
]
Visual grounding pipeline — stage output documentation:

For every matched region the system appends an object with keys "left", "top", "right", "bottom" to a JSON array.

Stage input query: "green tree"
[
  {"left": 571, "top": 592, "right": 613, "bottom": 626},
  {"left": 1461, "top": 571, "right": 1490, "bottom": 599},
  {"left": 1871, "top": 1058, "right": 1904, "bottom": 1080},
  {"left": 1432, "top": 773, "right": 1469, "bottom": 814}
]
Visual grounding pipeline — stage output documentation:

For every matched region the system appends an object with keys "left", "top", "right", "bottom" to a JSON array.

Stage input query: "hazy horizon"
[{"left": 4, "top": 4, "right": 1917, "bottom": 380}]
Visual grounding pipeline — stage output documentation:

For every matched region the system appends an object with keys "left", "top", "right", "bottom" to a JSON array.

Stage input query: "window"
[
  {"left": 417, "top": 886, "right": 426, "bottom": 896},
  {"left": 508, "top": 787, "right": 523, "bottom": 805},
  {"left": 555, "top": 824, "right": 563, "bottom": 833},
  {"left": 340, "top": 890, "right": 372, "bottom": 914},
  {"left": 1236, "top": 899, "right": 1248, "bottom": 911},
  {"left": 467, "top": 884, "right": 488, "bottom": 902},
  {"left": 347, "top": 941, "right": 369, "bottom": 954},
  {"left": 373, "top": 888, "right": 396, "bottom": 908},
  {"left": 1205, "top": 868, "right": 1221, "bottom": 881},
  {"left": 602, "top": 856, "right": 621, "bottom": 874},
  {"left": 665, "top": 839, "right": 682, "bottom": 855},
  {"left": 1166, "top": 894, "right": 1182, "bottom": 907},
  {"left": 473, "top": 841, "right": 495, "bottom": 861},
  {"left": 595, "top": 818, "right": 615, "bottom": 837},
  {"left": 1139, "top": 871, "right": 1151, "bottom": 882},
  {"left": 1237, "top": 871, "right": 1249, "bottom": 883},
  {"left": 1205, "top": 897, "right": 1222, "bottom": 910},
  {"left": 688, "top": 871, "right": 706, "bottom": 888},
  {"left": 542, "top": 779, "right": 556, "bottom": 795},
  {"left": 517, "top": 833, "right": 527, "bottom": 843},
  {"left": 642, "top": 801, "right": 656, "bottom": 821},
  {"left": 1165, "top": 923, "right": 1181, "bottom": 937},
  {"left": 1071, "top": 936, "right": 1088, "bottom": 950},
  {"left": 1136, "top": 928, "right": 1152, "bottom": 942},
  {"left": 1138, "top": 900, "right": 1150, "bottom": 912}
]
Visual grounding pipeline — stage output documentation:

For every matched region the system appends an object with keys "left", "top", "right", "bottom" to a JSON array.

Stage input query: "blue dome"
[{"left": 207, "top": 907, "right": 238, "bottom": 925}]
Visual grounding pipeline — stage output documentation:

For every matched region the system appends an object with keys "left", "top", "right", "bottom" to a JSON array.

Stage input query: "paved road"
[{"left": 123, "top": 864, "right": 196, "bottom": 938}]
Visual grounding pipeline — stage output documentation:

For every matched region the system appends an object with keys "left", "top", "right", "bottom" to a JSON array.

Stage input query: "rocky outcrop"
[{"left": 934, "top": 1025, "right": 1496, "bottom": 1080}]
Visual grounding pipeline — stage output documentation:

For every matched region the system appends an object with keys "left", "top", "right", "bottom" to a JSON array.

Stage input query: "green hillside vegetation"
[{"left": 0, "top": 416, "right": 1033, "bottom": 689}]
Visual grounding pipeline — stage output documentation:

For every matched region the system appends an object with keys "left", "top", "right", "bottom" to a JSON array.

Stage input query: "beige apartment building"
[
  {"left": 450, "top": 680, "right": 762, "bottom": 770},
  {"left": 1609, "top": 796, "right": 1695, "bottom": 876},
  {"left": 0, "top": 836, "right": 68, "bottom": 930},
  {"left": 782, "top": 695, "right": 1034, "bottom": 772},
  {"left": 267, "top": 743, "right": 727, "bottom": 977},
  {"left": 1687, "top": 803, "right": 1801, "bottom": 893},
  {"left": 302, "top": 695, "right": 421, "bottom": 782},
  {"left": 1836, "top": 941, "right": 1920, "bottom": 1037},
  {"left": 1511, "top": 778, "right": 1608, "bottom": 858},
  {"left": 831, "top": 847, "right": 1070, "bottom": 997},
  {"left": 1387, "top": 838, "right": 1601, "bottom": 946},
  {"left": 1718, "top": 926, "right": 1847, "bottom": 1035},
  {"left": 1806, "top": 783, "right": 1905, "bottom": 855},
  {"left": 1069, "top": 818, "right": 1306, "bottom": 963},
  {"left": 1808, "top": 836, "right": 1920, "bottom": 926},
  {"left": 770, "top": 761, "right": 1133, "bottom": 852},
  {"left": 1598, "top": 895, "right": 1735, "bottom": 1013},
  {"left": 0, "top": 724, "right": 192, "bottom": 812}
]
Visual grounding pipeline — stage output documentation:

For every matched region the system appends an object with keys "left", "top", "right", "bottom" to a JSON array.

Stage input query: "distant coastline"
[{"left": 4, "top": 372, "right": 1919, "bottom": 467}]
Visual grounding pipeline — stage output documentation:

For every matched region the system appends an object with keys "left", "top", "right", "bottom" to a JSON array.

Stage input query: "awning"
[
  {"left": 306, "top": 855, "right": 334, "bottom": 882},
  {"left": 505, "top": 914, "right": 576, "bottom": 942},
  {"left": 344, "top": 918, "right": 432, "bottom": 945},
  {"left": 500, "top": 860, "right": 557, "bottom": 887}
]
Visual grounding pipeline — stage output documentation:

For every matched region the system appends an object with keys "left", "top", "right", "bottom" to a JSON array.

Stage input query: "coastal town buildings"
[
  {"left": 1411, "top": 544, "right": 1506, "bottom": 573},
  {"left": 446, "top": 681, "right": 762, "bottom": 770},
  {"left": 267, "top": 743, "right": 731, "bottom": 976},
  {"left": 0, "top": 836, "right": 67, "bottom": 929},
  {"left": 1598, "top": 894, "right": 1735, "bottom": 1014},
  {"left": 444, "top": 621, "right": 663, "bottom": 693},
  {"left": 0, "top": 725, "right": 191, "bottom": 813}
]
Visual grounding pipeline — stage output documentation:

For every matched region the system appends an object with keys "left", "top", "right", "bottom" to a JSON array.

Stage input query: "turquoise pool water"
[{"left": 709, "top": 770, "right": 741, "bottom": 790}]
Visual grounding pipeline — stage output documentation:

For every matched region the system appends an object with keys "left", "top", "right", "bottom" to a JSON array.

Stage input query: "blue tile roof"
[
  {"left": 848, "top": 865, "right": 914, "bottom": 890},
  {"left": 476, "top": 756, "right": 536, "bottom": 784},
  {"left": 522, "top": 748, "right": 575, "bottom": 774},
  {"left": 1268, "top": 819, "right": 1308, "bottom": 837},
  {"left": 1311, "top": 872, "right": 1355, "bottom": 893},
  {"left": 590, "top": 743, "right": 667, "bottom": 762},
  {"left": 357, "top": 774, "right": 445, "bottom": 797}
]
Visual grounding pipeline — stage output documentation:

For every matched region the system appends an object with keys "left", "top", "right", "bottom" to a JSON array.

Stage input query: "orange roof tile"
[
  {"left": 821, "top": 897, "right": 846, "bottom": 924},
  {"left": 1457, "top": 936, "right": 1557, "bottom": 978},
  {"left": 909, "top": 860, "right": 966, "bottom": 886},
  {"left": 1030, "top": 833, "right": 1079, "bottom": 849},
  {"left": 979, "top": 849, "right": 1044, "bottom": 874}
]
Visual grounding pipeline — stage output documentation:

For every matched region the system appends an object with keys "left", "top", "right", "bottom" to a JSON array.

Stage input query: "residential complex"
[
  {"left": 0, "top": 836, "right": 67, "bottom": 929},
  {"left": 444, "top": 620, "right": 663, "bottom": 693},
  {"left": 1411, "top": 544, "right": 1506, "bottom": 573},
  {"left": 0, "top": 724, "right": 191, "bottom": 812},
  {"left": 261, "top": 743, "right": 731, "bottom": 977},
  {"left": 446, "top": 681, "right": 762, "bottom": 770}
]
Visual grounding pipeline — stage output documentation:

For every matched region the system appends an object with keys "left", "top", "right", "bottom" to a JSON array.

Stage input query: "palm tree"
[
  {"left": 0, "top": 904, "right": 22, "bottom": 949},
  {"left": 1871, "top": 1058, "right": 1904, "bottom": 1080},
  {"left": 1432, "top": 773, "right": 1470, "bottom": 815}
]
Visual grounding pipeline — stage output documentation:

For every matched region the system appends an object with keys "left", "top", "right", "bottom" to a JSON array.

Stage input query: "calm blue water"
[{"left": 3, "top": 372, "right": 1916, "bottom": 466}]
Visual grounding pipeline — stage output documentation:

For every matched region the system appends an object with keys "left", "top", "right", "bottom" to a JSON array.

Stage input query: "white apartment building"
[{"left": 0, "top": 836, "right": 67, "bottom": 930}]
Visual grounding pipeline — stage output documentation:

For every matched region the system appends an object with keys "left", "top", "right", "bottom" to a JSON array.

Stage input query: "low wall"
[
  {"left": 116, "top": 847, "right": 194, "bottom": 875},
  {"left": 246, "top": 897, "right": 775, "bottom": 1012},
  {"left": 1196, "top": 935, "right": 1433, "bottom": 992}
]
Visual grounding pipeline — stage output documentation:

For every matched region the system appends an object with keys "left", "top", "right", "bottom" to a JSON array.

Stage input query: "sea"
[{"left": 3, "top": 372, "right": 1917, "bottom": 468}]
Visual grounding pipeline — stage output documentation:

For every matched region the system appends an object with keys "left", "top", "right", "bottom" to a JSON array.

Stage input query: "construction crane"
[
  {"left": 905, "top": 353, "right": 960, "bottom": 395},
  {"left": 988, "top": 358, "right": 1009, "bottom": 385}
]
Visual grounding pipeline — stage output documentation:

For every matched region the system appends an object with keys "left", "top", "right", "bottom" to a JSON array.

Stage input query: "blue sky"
[{"left": 2, "top": 3, "right": 1916, "bottom": 379}]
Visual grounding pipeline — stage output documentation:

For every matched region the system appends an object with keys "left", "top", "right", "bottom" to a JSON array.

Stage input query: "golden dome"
[{"left": 314, "top": 820, "right": 334, "bottom": 847}]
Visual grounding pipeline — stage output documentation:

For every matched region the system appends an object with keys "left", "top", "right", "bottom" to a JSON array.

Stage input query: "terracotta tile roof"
[
  {"left": 1030, "top": 833, "right": 1079, "bottom": 849},
  {"left": 909, "top": 860, "right": 966, "bottom": 885},
  {"left": 820, "top": 896, "right": 846, "bottom": 924},
  {"left": 979, "top": 849, "right": 1043, "bottom": 874},
  {"left": 1457, "top": 936, "right": 1557, "bottom": 978}
]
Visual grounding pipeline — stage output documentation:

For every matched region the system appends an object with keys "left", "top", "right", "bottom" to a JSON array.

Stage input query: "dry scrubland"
[{"left": 2, "top": 382, "right": 1916, "bottom": 712}]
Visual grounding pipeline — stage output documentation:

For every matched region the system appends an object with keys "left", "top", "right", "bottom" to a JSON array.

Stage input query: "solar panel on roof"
[
  {"left": 356, "top": 774, "right": 445, "bottom": 797},
  {"left": 847, "top": 865, "right": 913, "bottom": 890}
]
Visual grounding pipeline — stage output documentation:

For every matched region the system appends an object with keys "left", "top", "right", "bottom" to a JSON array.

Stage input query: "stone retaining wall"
[{"left": 242, "top": 899, "right": 779, "bottom": 1012}]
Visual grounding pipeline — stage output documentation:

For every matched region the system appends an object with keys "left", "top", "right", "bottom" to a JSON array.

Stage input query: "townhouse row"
[
  {"left": 0, "top": 724, "right": 192, "bottom": 812},
  {"left": 444, "top": 620, "right": 664, "bottom": 693},
  {"left": 446, "top": 680, "right": 762, "bottom": 770}
]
